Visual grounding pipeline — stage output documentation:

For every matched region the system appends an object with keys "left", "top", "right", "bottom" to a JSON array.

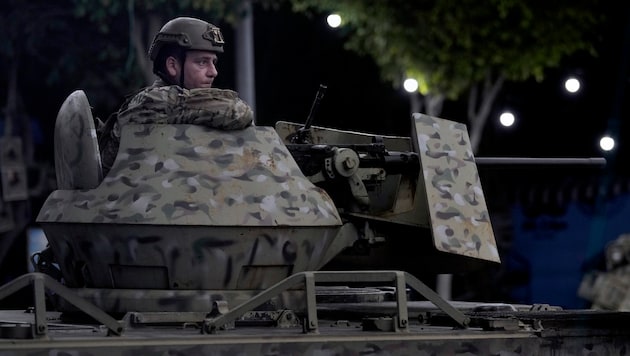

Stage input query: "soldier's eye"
[{"left": 194, "top": 59, "right": 209, "bottom": 67}]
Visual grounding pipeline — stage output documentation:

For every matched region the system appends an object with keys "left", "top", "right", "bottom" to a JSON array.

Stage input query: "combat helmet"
[{"left": 149, "top": 17, "right": 224, "bottom": 61}]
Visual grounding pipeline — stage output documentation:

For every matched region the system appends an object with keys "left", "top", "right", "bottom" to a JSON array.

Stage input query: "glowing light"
[
  {"left": 403, "top": 78, "right": 418, "bottom": 93},
  {"left": 327, "top": 14, "right": 342, "bottom": 28},
  {"left": 599, "top": 136, "right": 615, "bottom": 151},
  {"left": 499, "top": 111, "right": 515, "bottom": 127},
  {"left": 565, "top": 77, "right": 581, "bottom": 93}
]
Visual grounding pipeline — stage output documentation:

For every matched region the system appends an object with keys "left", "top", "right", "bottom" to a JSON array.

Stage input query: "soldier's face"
[{"left": 169, "top": 50, "right": 218, "bottom": 89}]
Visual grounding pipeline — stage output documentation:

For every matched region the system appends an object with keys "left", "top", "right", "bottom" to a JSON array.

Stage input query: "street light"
[
  {"left": 599, "top": 135, "right": 615, "bottom": 152},
  {"left": 403, "top": 78, "right": 418, "bottom": 93},
  {"left": 327, "top": 14, "right": 342, "bottom": 28},
  {"left": 403, "top": 78, "right": 420, "bottom": 113},
  {"left": 499, "top": 111, "right": 515, "bottom": 127},
  {"left": 564, "top": 77, "right": 581, "bottom": 94}
]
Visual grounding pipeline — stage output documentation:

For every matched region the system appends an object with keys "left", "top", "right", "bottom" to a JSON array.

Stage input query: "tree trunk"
[
  {"left": 4, "top": 58, "right": 18, "bottom": 138},
  {"left": 0, "top": 53, "right": 31, "bottom": 270},
  {"left": 131, "top": 13, "right": 163, "bottom": 85},
  {"left": 467, "top": 72, "right": 505, "bottom": 154},
  {"left": 236, "top": 0, "right": 257, "bottom": 116},
  {"left": 422, "top": 93, "right": 445, "bottom": 117}
]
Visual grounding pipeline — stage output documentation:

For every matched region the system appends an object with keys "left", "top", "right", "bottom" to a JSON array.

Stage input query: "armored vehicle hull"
[{"left": 1, "top": 90, "right": 624, "bottom": 354}]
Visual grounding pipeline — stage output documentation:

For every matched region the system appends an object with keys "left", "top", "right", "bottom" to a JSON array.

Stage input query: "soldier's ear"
[{"left": 165, "top": 56, "right": 180, "bottom": 77}]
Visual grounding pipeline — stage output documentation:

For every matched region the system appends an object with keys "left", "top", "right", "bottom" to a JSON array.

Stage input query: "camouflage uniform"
[{"left": 99, "top": 79, "right": 254, "bottom": 175}]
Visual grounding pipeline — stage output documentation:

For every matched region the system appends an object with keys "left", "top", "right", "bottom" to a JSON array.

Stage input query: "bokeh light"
[
  {"left": 327, "top": 14, "right": 342, "bottom": 28},
  {"left": 499, "top": 111, "right": 515, "bottom": 127},
  {"left": 403, "top": 78, "right": 419, "bottom": 93}
]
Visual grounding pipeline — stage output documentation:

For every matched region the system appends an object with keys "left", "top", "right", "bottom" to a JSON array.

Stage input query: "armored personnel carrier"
[{"left": 1, "top": 90, "right": 629, "bottom": 355}]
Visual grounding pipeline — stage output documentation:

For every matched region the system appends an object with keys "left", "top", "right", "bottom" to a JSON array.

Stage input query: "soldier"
[{"left": 99, "top": 17, "right": 254, "bottom": 175}]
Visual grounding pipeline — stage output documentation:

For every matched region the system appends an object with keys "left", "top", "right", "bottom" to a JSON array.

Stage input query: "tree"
[
  {"left": 1, "top": 1, "right": 82, "bottom": 149},
  {"left": 285, "top": 0, "right": 604, "bottom": 152},
  {"left": 71, "top": 0, "right": 262, "bottom": 89},
  {"left": 0, "top": 0, "right": 82, "bottom": 268},
  {"left": 0, "top": 0, "right": 149, "bottom": 268}
]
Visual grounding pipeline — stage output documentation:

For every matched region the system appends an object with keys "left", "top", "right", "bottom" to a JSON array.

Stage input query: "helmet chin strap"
[{"left": 177, "top": 50, "right": 187, "bottom": 88}]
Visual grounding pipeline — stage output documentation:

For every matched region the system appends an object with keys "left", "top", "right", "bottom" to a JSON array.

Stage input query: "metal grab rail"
[
  {"left": 203, "top": 270, "right": 470, "bottom": 334},
  {"left": 0, "top": 272, "right": 124, "bottom": 338}
]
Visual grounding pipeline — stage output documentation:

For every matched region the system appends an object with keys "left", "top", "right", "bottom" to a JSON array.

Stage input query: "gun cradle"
[{"left": 276, "top": 113, "right": 501, "bottom": 271}]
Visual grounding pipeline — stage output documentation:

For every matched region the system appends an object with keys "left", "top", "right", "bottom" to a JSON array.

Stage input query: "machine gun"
[
  {"left": 290, "top": 84, "right": 327, "bottom": 144},
  {"left": 285, "top": 141, "right": 419, "bottom": 209},
  {"left": 283, "top": 86, "right": 605, "bottom": 213},
  {"left": 285, "top": 85, "right": 421, "bottom": 213}
]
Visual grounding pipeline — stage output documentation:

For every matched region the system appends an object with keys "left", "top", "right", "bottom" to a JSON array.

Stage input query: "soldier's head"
[{"left": 149, "top": 17, "right": 225, "bottom": 89}]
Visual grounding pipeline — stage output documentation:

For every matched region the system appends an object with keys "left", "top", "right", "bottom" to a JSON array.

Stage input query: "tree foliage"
[
  {"left": 0, "top": 0, "right": 607, "bottom": 148},
  {"left": 0, "top": 0, "right": 274, "bottom": 124},
  {"left": 67, "top": 0, "right": 270, "bottom": 111},
  {"left": 0, "top": 1, "right": 84, "bottom": 87},
  {"left": 0, "top": 0, "right": 104, "bottom": 147},
  {"left": 285, "top": 0, "right": 605, "bottom": 151},
  {"left": 287, "top": 0, "right": 602, "bottom": 98}
]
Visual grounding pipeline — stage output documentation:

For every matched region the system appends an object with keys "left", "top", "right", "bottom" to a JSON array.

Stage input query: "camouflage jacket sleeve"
[{"left": 117, "top": 85, "right": 254, "bottom": 130}]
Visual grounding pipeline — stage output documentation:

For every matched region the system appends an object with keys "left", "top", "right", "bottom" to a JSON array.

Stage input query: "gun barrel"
[
  {"left": 304, "top": 84, "right": 327, "bottom": 130},
  {"left": 475, "top": 157, "right": 606, "bottom": 166}
]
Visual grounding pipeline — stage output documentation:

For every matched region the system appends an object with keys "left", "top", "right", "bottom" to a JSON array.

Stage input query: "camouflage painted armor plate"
[
  {"left": 36, "top": 124, "right": 350, "bottom": 292},
  {"left": 39, "top": 124, "right": 339, "bottom": 226},
  {"left": 412, "top": 113, "right": 500, "bottom": 263}
]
